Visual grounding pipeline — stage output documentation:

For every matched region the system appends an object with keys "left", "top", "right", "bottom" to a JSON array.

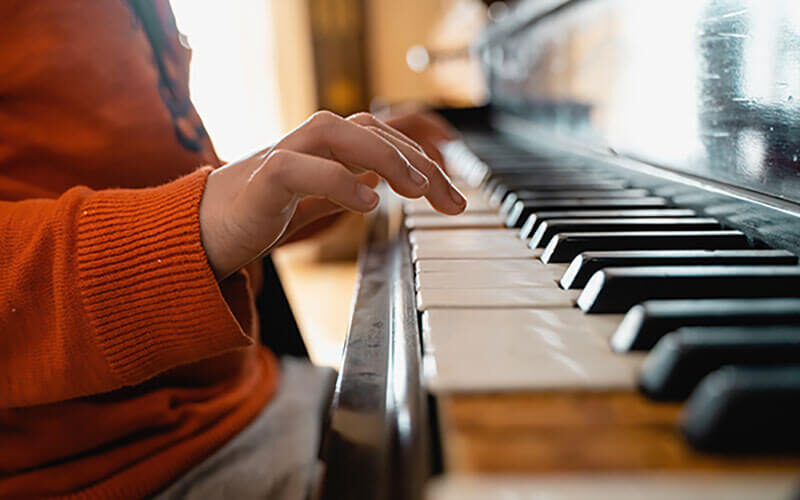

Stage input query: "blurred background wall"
[
  {"left": 170, "top": 0, "right": 489, "bottom": 160},
  {"left": 366, "top": 0, "right": 488, "bottom": 108}
]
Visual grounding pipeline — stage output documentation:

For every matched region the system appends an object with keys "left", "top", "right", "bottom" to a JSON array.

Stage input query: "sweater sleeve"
[{"left": 0, "top": 167, "right": 253, "bottom": 409}]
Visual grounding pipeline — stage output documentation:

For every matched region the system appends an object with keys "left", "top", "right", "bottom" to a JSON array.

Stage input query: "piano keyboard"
[{"left": 411, "top": 139, "right": 800, "bottom": 498}]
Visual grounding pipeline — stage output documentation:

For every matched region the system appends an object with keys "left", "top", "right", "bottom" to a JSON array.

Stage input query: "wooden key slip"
[{"left": 435, "top": 390, "right": 800, "bottom": 474}]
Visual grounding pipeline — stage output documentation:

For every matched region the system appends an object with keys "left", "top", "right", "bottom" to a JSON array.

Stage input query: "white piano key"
[
  {"left": 405, "top": 213, "right": 505, "bottom": 229},
  {"left": 415, "top": 269, "right": 563, "bottom": 289},
  {"left": 409, "top": 228, "right": 519, "bottom": 242},
  {"left": 420, "top": 308, "right": 639, "bottom": 392},
  {"left": 410, "top": 238, "right": 524, "bottom": 248},
  {"left": 410, "top": 229, "right": 533, "bottom": 260},
  {"left": 416, "top": 287, "right": 578, "bottom": 310},
  {"left": 415, "top": 258, "right": 553, "bottom": 274},
  {"left": 427, "top": 474, "right": 800, "bottom": 500},
  {"left": 411, "top": 237, "right": 528, "bottom": 251},
  {"left": 404, "top": 196, "right": 494, "bottom": 215},
  {"left": 412, "top": 245, "right": 539, "bottom": 260}
]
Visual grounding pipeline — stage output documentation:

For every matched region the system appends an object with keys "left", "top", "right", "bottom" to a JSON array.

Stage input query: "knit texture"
[
  {"left": 0, "top": 1, "right": 280, "bottom": 498},
  {"left": 77, "top": 167, "right": 252, "bottom": 386},
  {"left": 0, "top": 168, "right": 279, "bottom": 499}
]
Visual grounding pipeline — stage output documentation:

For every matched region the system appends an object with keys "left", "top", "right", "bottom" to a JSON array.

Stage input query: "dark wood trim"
[
  {"left": 308, "top": 0, "right": 370, "bottom": 114},
  {"left": 320, "top": 203, "right": 429, "bottom": 500}
]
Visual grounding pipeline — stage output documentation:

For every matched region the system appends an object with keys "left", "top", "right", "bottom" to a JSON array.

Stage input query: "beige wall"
[
  {"left": 269, "top": 0, "right": 488, "bottom": 133},
  {"left": 364, "top": 0, "right": 446, "bottom": 104},
  {"left": 269, "top": 0, "right": 317, "bottom": 131},
  {"left": 364, "top": 0, "right": 487, "bottom": 107}
]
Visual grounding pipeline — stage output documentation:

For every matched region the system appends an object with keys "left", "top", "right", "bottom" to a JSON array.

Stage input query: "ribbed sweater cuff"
[{"left": 76, "top": 167, "right": 253, "bottom": 386}]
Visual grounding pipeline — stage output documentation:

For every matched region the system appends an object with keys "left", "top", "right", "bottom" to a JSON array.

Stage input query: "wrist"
[{"left": 199, "top": 169, "right": 236, "bottom": 280}]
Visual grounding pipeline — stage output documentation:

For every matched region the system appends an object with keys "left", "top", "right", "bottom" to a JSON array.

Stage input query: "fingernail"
[
  {"left": 408, "top": 167, "right": 429, "bottom": 188},
  {"left": 449, "top": 184, "right": 466, "bottom": 207},
  {"left": 358, "top": 184, "right": 379, "bottom": 208}
]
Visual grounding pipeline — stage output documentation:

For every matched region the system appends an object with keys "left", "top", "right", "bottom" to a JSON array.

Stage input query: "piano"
[{"left": 320, "top": 1, "right": 800, "bottom": 498}]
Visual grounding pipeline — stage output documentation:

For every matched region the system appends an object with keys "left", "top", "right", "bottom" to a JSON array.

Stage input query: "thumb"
[
  {"left": 275, "top": 172, "right": 382, "bottom": 246},
  {"left": 273, "top": 198, "right": 345, "bottom": 246},
  {"left": 359, "top": 171, "right": 381, "bottom": 188}
]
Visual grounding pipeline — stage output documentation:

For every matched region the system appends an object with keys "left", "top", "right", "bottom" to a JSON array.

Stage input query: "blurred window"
[{"left": 170, "top": 0, "right": 283, "bottom": 160}]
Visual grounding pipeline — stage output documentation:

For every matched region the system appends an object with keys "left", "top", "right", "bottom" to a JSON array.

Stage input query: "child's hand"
[{"left": 199, "top": 111, "right": 466, "bottom": 279}]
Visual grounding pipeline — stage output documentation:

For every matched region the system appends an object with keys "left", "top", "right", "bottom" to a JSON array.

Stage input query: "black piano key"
[
  {"left": 500, "top": 189, "right": 612, "bottom": 215},
  {"left": 611, "top": 297, "right": 800, "bottom": 352},
  {"left": 682, "top": 365, "right": 800, "bottom": 453},
  {"left": 489, "top": 170, "right": 615, "bottom": 182},
  {"left": 492, "top": 171, "right": 603, "bottom": 180},
  {"left": 487, "top": 173, "right": 625, "bottom": 189},
  {"left": 516, "top": 188, "right": 650, "bottom": 199},
  {"left": 529, "top": 218, "right": 721, "bottom": 248},
  {"left": 561, "top": 249, "right": 797, "bottom": 289},
  {"left": 482, "top": 177, "right": 502, "bottom": 194},
  {"left": 482, "top": 163, "right": 576, "bottom": 171},
  {"left": 472, "top": 151, "right": 534, "bottom": 159},
  {"left": 639, "top": 326, "right": 800, "bottom": 401},
  {"left": 499, "top": 188, "right": 651, "bottom": 215},
  {"left": 498, "top": 192, "right": 520, "bottom": 215},
  {"left": 485, "top": 174, "right": 584, "bottom": 193},
  {"left": 577, "top": 265, "right": 800, "bottom": 314},
  {"left": 469, "top": 148, "right": 532, "bottom": 158},
  {"left": 484, "top": 171, "right": 599, "bottom": 192},
  {"left": 541, "top": 230, "right": 749, "bottom": 264},
  {"left": 480, "top": 158, "right": 577, "bottom": 168},
  {"left": 518, "top": 208, "right": 698, "bottom": 239},
  {"left": 490, "top": 180, "right": 630, "bottom": 203},
  {"left": 506, "top": 197, "right": 670, "bottom": 228}
]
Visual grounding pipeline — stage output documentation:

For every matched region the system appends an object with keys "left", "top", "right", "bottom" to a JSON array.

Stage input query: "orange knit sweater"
[{"left": 0, "top": 1, "right": 279, "bottom": 498}]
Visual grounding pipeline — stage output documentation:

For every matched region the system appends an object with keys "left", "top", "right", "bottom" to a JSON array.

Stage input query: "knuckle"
[
  {"left": 264, "top": 149, "right": 291, "bottom": 178},
  {"left": 266, "top": 148, "right": 289, "bottom": 165},
  {"left": 365, "top": 125, "right": 387, "bottom": 138},
  {"left": 347, "top": 112, "right": 374, "bottom": 124},
  {"left": 309, "top": 110, "right": 338, "bottom": 127}
]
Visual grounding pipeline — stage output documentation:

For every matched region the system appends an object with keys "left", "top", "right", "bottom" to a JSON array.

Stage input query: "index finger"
[
  {"left": 348, "top": 113, "right": 465, "bottom": 214},
  {"left": 366, "top": 125, "right": 465, "bottom": 215}
]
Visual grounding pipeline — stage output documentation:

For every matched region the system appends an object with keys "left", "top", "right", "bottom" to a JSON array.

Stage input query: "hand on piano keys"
[{"left": 200, "top": 111, "right": 467, "bottom": 278}]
